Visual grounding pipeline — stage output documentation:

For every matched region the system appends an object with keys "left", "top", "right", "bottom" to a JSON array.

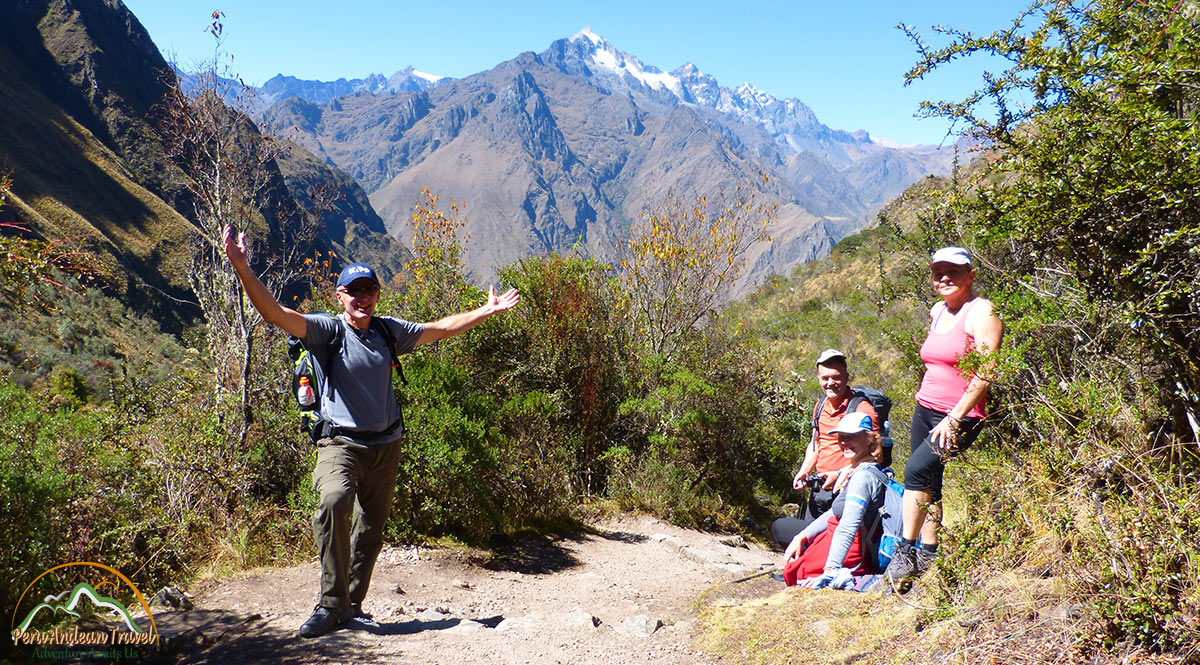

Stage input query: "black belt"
[{"left": 313, "top": 418, "right": 403, "bottom": 443}]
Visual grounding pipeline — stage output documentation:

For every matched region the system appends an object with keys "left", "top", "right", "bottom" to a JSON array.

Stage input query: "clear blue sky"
[{"left": 122, "top": 0, "right": 1028, "bottom": 146}]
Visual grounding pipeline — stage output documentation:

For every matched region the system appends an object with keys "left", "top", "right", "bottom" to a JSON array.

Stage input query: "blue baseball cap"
[
  {"left": 929, "top": 247, "right": 972, "bottom": 266},
  {"left": 833, "top": 412, "right": 873, "bottom": 434},
  {"left": 336, "top": 262, "right": 379, "bottom": 288}
]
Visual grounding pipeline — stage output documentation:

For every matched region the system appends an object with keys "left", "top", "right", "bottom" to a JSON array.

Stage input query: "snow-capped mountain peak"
[
  {"left": 571, "top": 26, "right": 605, "bottom": 46},
  {"left": 550, "top": 30, "right": 869, "bottom": 150},
  {"left": 570, "top": 27, "right": 683, "bottom": 95},
  {"left": 735, "top": 82, "right": 774, "bottom": 106},
  {"left": 871, "top": 135, "right": 928, "bottom": 149},
  {"left": 410, "top": 69, "right": 445, "bottom": 83}
]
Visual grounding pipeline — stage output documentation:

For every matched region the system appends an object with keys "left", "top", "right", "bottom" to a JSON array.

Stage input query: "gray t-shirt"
[{"left": 303, "top": 313, "right": 424, "bottom": 444}]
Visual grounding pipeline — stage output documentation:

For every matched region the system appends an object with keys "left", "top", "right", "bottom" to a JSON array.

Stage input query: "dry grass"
[
  {"left": 194, "top": 506, "right": 315, "bottom": 583},
  {"left": 696, "top": 571, "right": 1098, "bottom": 665},
  {"left": 692, "top": 446, "right": 1198, "bottom": 665},
  {"left": 697, "top": 584, "right": 916, "bottom": 665}
]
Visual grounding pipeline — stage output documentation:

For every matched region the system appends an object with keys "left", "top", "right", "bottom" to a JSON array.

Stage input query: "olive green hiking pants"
[{"left": 312, "top": 435, "right": 403, "bottom": 612}]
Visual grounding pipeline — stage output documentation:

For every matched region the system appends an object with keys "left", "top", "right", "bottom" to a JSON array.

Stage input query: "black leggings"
[{"left": 903, "top": 403, "right": 983, "bottom": 503}]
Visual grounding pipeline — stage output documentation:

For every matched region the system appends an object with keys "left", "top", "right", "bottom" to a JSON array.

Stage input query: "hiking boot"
[
  {"left": 299, "top": 605, "right": 348, "bottom": 638},
  {"left": 915, "top": 546, "right": 938, "bottom": 574},
  {"left": 885, "top": 541, "right": 919, "bottom": 582}
]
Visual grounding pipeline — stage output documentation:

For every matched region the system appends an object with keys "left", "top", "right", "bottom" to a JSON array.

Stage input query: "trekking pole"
[{"left": 731, "top": 568, "right": 776, "bottom": 584}]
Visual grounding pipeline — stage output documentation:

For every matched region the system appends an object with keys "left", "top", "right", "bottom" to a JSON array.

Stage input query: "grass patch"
[
  {"left": 697, "top": 587, "right": 916, "bottom": 665},
  {"left": 696, "top": 568, "right": 1090, "bottom": 665}
]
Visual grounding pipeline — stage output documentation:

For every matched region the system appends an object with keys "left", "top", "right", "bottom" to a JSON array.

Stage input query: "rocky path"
[{"left": 148, "top": 515, "right": 778, "bottom": 665}]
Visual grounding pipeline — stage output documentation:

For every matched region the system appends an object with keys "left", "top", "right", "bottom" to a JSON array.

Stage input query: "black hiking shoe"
[
  {"left": 915, "top": 546, "right": 938, "bottom": 574},
  {"left": 884, "top": 541, "right": 919, "bottom": 583},
  {"left": 299, "top": 605, "right": 349, "bottom": 638}
]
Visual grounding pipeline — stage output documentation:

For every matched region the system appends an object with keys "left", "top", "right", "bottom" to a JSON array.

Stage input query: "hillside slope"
[{"left": 0, "top": 0, "right": 408, "bottom": 328}]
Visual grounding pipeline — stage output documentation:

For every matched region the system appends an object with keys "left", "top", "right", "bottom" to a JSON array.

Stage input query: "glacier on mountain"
[{"left": 567, "top": 27, "right": 847, "bottom": 148}]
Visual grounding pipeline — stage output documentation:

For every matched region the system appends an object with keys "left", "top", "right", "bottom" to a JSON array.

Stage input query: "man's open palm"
[{"left": 488, "top": 286, "right": 520, "bottom": 313}]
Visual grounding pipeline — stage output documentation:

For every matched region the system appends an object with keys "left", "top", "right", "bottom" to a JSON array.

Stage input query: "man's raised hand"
[
  {"left": 222, "top": 224, "right": 248, "bottom": 265},
  {"left": 487, "top": 285, "right": 520, "bottom": 314}
]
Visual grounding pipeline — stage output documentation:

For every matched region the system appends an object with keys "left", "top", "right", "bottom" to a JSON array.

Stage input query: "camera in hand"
[{"left": 802, "top": 475, "right": 825, "bottom": 490}]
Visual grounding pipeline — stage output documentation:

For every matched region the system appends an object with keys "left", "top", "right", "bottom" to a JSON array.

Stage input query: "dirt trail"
[{"left": 151, "top": 515, "right": 779, "bottom": 665}]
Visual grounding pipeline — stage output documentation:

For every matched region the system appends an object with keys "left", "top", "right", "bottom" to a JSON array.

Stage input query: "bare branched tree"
[{"left": 154, "top": 12, "right": 320, "bottom": 444}]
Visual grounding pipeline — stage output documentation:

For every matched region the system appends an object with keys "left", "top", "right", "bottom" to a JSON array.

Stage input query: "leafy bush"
[
  {"left": 388, "top": 353, "right": 509, "bottom": 541},
  {"left": 896, "top": 1, "right": 1200, "bottom": 655},
  {"left": 497, "top": 255, "right": 631, "bottom": 496},
  {"left": 0, "top": 383, "right": 74, "bottom": 614}
]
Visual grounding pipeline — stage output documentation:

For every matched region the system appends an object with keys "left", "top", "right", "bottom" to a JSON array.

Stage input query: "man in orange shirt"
[{"left": 771, "top": 349, "right": 880, "bottom": 546}]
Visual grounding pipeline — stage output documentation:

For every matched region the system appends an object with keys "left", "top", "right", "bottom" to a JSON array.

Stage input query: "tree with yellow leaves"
[
  {"left": 619, "top": 182, "right": 775, "bottom": 356},
  {"left": 401, "top": 187, "right": 470, "bottom": 324}
]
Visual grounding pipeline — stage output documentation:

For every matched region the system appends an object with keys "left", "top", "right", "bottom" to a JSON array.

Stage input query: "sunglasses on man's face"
[{"left": 340, "top": 285, "right": 379, "bottom": 298}]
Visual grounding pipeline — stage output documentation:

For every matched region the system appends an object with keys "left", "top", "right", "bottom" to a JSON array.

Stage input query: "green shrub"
[
  {"left": 497, "top": 255, "right": 631, "bottom": 496},
  {"left": 608, "top": 446, "right": 733, "bottom": 529},
  {"left": 0, "top": 383, "right": 74, "bottom": 614},
  {"left": 388, "top": 352, "right": 509, "bottom": 541}
]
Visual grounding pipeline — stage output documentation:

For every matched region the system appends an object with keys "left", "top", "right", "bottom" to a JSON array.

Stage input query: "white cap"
[
  {"left": 929, "top": 247, "right": 972, "bottom": 266},
  {"left": 816, "top": 349, "right": 847, "bottom": 366},
  {"left": 832, "top": 412, "right": 873, "bottom": 435}
]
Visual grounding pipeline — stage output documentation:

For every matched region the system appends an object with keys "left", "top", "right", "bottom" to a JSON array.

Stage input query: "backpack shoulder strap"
[
  {"left": 369, "top": 316, "right": 407, "bottom": 385},
  {"left": 329, "top": 313, "right": 346, "bottom": 353},
  {"left": 368, "top": 317, "right": 398, "bottom": 362},
  {"left": 322, "top": 314, "right": 347, "bottom": 398},
  {"left": 302, "top": 312, "right": 345, "bottom": 354},
  {"left": 861, "top": 465, "right": 905, "bottom": 497},
  {"left": 811, "top": 396, "right": 826, "bottom": 433},
  {"left": 860, "top": 464, "right": 888, "bottom": 484}
]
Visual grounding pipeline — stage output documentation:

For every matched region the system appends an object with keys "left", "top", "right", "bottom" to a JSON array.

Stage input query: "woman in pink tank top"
[{"left": 884, "top": 247, "right": 1004, "bottom": 584}]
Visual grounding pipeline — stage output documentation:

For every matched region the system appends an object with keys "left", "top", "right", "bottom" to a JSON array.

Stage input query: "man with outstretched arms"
[{"left": 222, "top": 225, "right": 519, "bottom": 638}]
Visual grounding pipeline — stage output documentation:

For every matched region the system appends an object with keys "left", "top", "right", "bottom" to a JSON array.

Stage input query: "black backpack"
[
  {"left": 287, "top": 313, "right": 405, "bottom": 440},
  {"left": 811, "top": 386, "right": 894, "bottom": 467}
]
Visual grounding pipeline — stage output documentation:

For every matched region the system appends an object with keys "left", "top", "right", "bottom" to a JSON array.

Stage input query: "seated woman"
[{"left": 780, "top": 412, "right": 893, "bottom": 588}]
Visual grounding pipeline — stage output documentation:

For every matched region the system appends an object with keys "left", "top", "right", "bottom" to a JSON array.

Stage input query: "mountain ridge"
[{"left": 257, "top": 28, "right": 958, "bottom": 292}]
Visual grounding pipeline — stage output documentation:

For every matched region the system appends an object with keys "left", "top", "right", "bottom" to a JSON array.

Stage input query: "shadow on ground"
[
  {"left": 344, "top": 614, "right": 504, "bottom": 636},
  {"left": 136, "top": 609, "right": 506, "bottom": 664},
  {"left": 479, "top": 528, "right": 648, "bottom": 574},
  {"left": 593, "top": 530, "right": 649, "bottom": 545},
  {"left": 481, "top": 533, "right": 583, "bottom": 574}
]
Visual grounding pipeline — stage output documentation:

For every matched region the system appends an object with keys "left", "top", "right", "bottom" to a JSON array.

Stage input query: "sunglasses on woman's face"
[{"left": 930, "top": 266, "right": 969, "bottom": 280}]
